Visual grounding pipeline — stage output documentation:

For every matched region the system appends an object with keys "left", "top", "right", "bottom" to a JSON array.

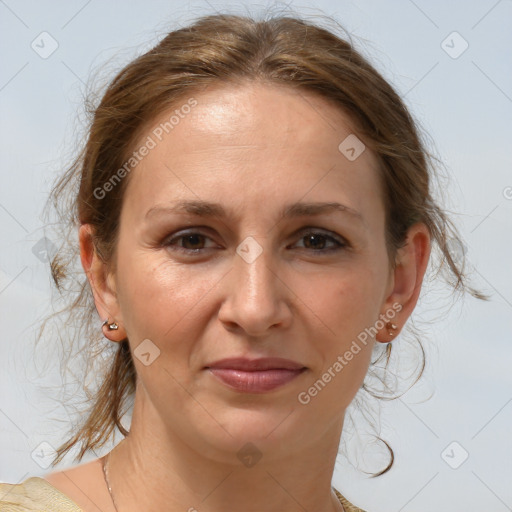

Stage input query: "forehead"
[{"left": 123, "top": 82, "right": 383, "bottom": 224}]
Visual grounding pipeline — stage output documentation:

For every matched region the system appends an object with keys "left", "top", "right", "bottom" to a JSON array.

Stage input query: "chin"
[{"left": 194, "top": 407, "right": 306, "bottom": 460}]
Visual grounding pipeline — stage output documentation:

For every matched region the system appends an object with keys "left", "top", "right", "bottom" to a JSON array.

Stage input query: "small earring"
[
  {"left": 102, "top": 318, "right": 119, "bottom": 331},
  {"left": 387, "top": 322, "right": 398, "bottom": 337}
]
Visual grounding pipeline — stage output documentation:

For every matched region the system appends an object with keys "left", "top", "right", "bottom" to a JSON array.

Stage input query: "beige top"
[{"left": 0, "top": 477, "right": 367, "bottom": 512}]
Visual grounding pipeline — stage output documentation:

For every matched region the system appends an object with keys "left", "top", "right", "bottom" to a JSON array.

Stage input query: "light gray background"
[{"left": 1, "top": 1, "right": 511, "bottom": 511}]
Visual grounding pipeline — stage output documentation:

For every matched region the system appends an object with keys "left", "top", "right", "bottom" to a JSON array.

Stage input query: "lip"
[
  {"left": 205, "top": 358, "right": 307, "bottom": 393},
  {"left": 206, "top": 357, "right": 306, "bottom": 371}
]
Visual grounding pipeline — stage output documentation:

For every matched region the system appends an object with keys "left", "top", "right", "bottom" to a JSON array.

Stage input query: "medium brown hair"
[{"left": 42, "top": 12, "right": 486, "bottom": 475}]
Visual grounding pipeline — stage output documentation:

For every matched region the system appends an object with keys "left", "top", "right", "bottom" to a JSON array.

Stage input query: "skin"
[{"left": 44, "top": 82, "right": 430, "bottom": 512}]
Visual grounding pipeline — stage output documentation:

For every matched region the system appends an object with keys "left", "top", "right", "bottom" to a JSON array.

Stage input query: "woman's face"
[{"left": 93, "top": 82, "right": 410, "bottom": 462}]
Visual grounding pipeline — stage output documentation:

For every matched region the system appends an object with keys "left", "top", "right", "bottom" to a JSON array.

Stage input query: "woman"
[{"left": 0, "top": 12, "right": 484, "bottom": 512}]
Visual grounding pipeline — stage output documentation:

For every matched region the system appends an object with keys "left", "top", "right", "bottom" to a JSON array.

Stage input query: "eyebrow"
[{"left": 145, "top": 200, "right": 364, "bottom": 223}]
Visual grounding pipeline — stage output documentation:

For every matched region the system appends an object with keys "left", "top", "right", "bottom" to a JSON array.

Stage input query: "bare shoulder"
[
  {"left": 43, "top": 457, "right": 98, "bottom": 489},
  {"left": 43, "top": 457, "right": 115, "bottom": 512}
]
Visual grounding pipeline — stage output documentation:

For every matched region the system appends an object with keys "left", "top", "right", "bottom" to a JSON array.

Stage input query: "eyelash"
[{"left": 163, "top": 228, "right": 348, "bottom": 255}]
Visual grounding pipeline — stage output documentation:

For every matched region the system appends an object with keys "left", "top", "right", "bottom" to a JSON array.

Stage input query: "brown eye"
[
  {"left": 303, "top": 233, "right": 329, "bottom": 250},
  {"left": 164, "top": 231, "right": 216, "bottom": 253},
  {"left": 180, "top": 234, "right": 206, "bottom": 250},
  {"left": 291, "top": 230, "right": 346, "bottom": 253}
]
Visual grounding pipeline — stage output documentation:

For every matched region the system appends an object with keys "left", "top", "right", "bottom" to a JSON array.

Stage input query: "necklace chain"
[{"left": 102, "top": 451, "right": 120, "bottom": 512}]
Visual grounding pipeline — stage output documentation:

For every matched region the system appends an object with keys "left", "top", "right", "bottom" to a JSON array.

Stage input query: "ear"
[
  {"left": 376, "top": 222, "right": 431, "bottom": 343},
  {"left": 79, "top": 224, "right": 127, "bottom": 342}
]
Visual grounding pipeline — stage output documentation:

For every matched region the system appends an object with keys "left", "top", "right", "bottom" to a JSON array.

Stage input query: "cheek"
[
  {"left": 115, "top": 249, "right": 219, "bottom": 351},
  {"left": 304, "top": 266, "right": 382, "bottom": 342},
  {"left": 296, "top": 269, "right": 381, "bottom": 406}
]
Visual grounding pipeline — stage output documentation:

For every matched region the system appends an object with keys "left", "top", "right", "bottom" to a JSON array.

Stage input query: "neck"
[{"left": 108, "top": 391, "right": 346, "bottom": 512}]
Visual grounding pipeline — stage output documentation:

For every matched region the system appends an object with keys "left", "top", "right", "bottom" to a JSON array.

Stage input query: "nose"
[{"left": 218, "top": 239, "right": 292, "bottom": 337}]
